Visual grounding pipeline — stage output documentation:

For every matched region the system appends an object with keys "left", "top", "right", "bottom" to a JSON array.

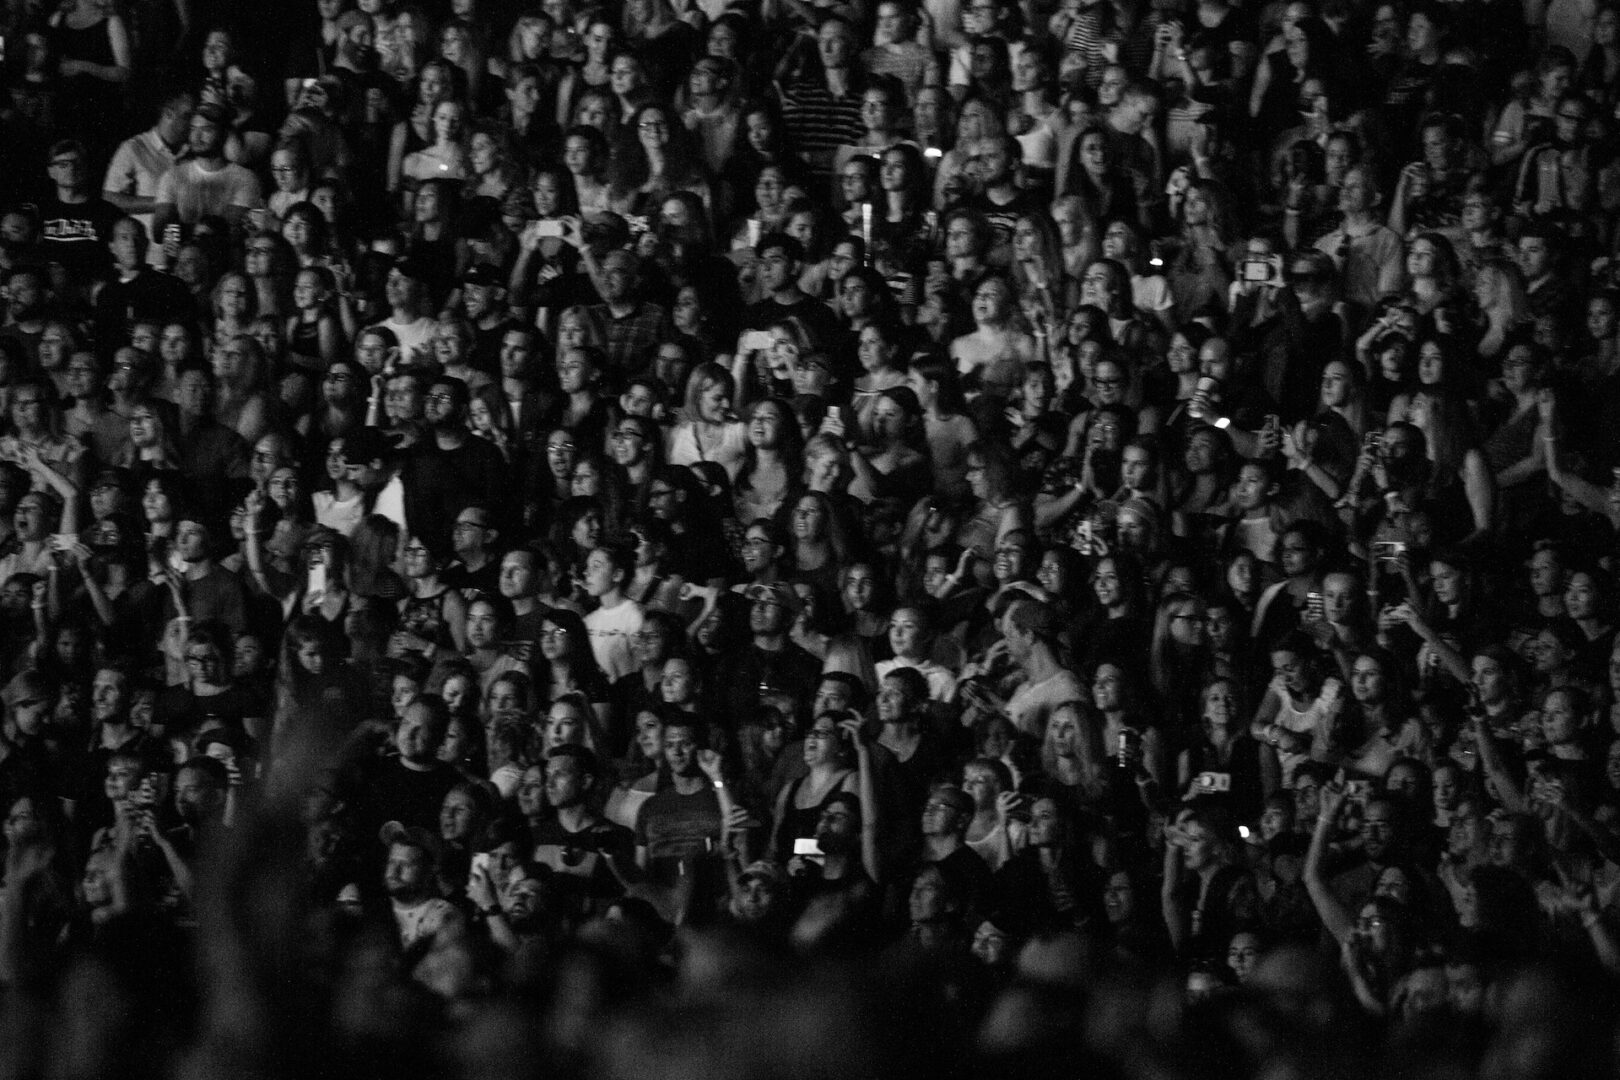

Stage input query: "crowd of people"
[{"left": 1, "top": 0, "right": 1620, "bottom": 1074}]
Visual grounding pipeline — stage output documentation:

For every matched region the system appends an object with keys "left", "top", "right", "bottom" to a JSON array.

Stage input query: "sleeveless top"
[
  {"left": 287, "top": 316, "right": 325, "bottom": 369},
  {"left": 770, "top": 771, "right": 852, "bottom": 857},
  {"left": 399, "top": 588, "right": 455, "bottom": 649}
]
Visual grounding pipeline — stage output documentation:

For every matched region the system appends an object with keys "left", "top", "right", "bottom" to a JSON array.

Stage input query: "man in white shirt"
[
  {"left": 151, "top": 102, "right": 264, "bottom": 237},
  {"left": 103, "top": 90, "right": 193, "bottom": 261}
]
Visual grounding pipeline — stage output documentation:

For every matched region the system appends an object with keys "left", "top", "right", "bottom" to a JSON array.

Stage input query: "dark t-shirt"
[
  {"left": 37, "top": 194, "right": 121, "bottom": 286},
  {"left": 362, "top": 757, "right": 460, "bottom": 835},
  {"left": 634, "top": 784, "right": 722, "bottom": 886},
  {"left": 531, "top": 815, "right": 635, "bottom": 911}
]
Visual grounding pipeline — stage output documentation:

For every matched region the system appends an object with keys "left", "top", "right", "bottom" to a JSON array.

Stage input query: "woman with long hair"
[
  {"left": 1472, "top": 258, "right": 1533, "bottom": 363},
  {"left": 609, "top": 101, "right": 712, "bottom": 217},
  {"left": 871, "top": 142, "right": 933, "bottom": 270},
  {"left": 1168, "top": 178, "right": 1240, "bottom": 317},
  {"left": 1405, "top": 389, "right": 1495, "bottom": 542},
  {"left": 1178, "top": 677, "right": 1275, "bottom": 821},
  {"left": 850, "top": 386, "right": 931, "bottom": 507},
  {"left": 784, "top": 490, "right": 852, "bottom": 594},
  {"left": 732, "top": 398, "right": 803, "bottom": 526},
  {"left": 1149, "top": 590, "right": 1217, "bottom": 731},
  {"left": 1032, "top": 700, "right": 1111, "bottom": 811},
  {"left": 402, "top": 98, "right": 472, "bottom": 204},
  {"left": 388, "top": 59, "right": 461, "bottom": 196},
  {"left": 212, "top": 335, "right": 274, "bottom": 445}
]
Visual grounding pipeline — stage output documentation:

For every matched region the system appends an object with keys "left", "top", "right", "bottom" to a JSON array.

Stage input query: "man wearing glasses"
[{"left": 38, "top": 138, "right": 123, "bottom": 292}]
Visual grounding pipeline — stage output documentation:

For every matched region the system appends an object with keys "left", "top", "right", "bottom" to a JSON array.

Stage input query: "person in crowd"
[{"left": 6, "top": 2, "right": 1620, "bottom": 1070}]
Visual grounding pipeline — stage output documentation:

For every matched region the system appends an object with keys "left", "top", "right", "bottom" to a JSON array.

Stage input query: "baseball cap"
[
  {"left": 738, "top": 860, "right": 786, "bottom": 889},
  {"left": 90, "top": 467, "right": 131, "bottom": 494},
  {"left": 745, "top": 582, "right": 801, "bottom": 614},
  {"left": 462, "top": 264, "right": 505, "bottom": 289},
  {"left": 379, "top": 820, "right": 442, "bottom": 865},
  {"left": 194, "top": 102, "right": 232, "bottom": 126}
]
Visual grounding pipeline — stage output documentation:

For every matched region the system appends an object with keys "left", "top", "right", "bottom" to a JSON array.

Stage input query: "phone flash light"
[
  {"left": 1148, "top": 257, "right": 1164, "bottom": 267},
  {"left": 1238, "top": 825, "right": 1251, "bottom": 838},
  {"left": 924, "top": 147, "right": 943, "bottom": 159},
  {"left": 1213, "top": 416, "right": 1231, "bottom": 429}
]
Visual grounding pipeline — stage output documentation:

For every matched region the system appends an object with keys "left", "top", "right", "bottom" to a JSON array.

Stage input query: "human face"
[
  {"left": 1169, "top": 602, "right": 1206, "bottom": 647},
  {"left": 439, "top": 788, "right": 479, "bottom": 842},
  {"left": 1092, "top": 664, "right": 1125, "bottom": 712},
  {"left": 1102, "top": 871, "right": 1134, "bottom": 924},
  {"left": 542, "top": 752, "right": 591, "bottom": 810},
  {"left": 1564, "top": 571, "right": 1599, "bottom": 620},
  {"left": 1278, "top": 531, "right": 1314, "bottom": 579},
  {"left": 1179, "top": 823, "right": 1216, "bottom": 871},
  {"left": 1272, "top": 649, "right": 1307, "bottom": 697},
  {"left": 971, "top": 279, "right": 1010, "bottom": 325},
  {"left": 1227, "top": 932, "right": 1261, "bottom": 983},
  {"left": 383, "top": 843, "right": 431, "bottom": 899},
  {"left": 1046, "top": 706, "right": 1080, "bottom": 759},
  {"left": 582, "top": 548, "right": 618, "bottom": 598},
  {"left": 1362, "top": 802, "right": 1395, "bottom": 861},
  {"left": 544, "top": 703, "right": 584, "bottom": 750}
]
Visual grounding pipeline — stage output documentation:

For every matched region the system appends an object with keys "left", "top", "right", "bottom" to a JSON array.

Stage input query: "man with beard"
[
  {"left": 716, "top": 582, "right": 821, "bottom": 724},
  {"left": 380, "top": 820, "right": 463, "bottom": 952},
  {"left": 401, "top": 375, "right": 504, "bottom": 545},
  {"left": 1329, "top": 795, "right": 1412, "bottom": 916},
  {"left": 151, "top": 103, "right": 264, "bottom": 237},
  {"left": 531, "top": 746, "right": 633, "bottom": 919},
  {"left": 789, "top": 792, "right": 881, "bottom": 947}
]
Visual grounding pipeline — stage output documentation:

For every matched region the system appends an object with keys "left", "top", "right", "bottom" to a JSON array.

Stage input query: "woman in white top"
[{"left": 664, "top": 363, "right": 747, "bottom": 478}]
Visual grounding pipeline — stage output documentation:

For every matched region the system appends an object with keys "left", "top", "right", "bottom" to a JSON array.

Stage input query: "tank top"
[{"left": 770, "top": 771, "right": 852, "bottom": 857}]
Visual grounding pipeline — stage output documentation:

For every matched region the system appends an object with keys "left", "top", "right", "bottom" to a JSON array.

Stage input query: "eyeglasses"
[
  {"left": 612, "top": 429, "right": 643, "bottom": 441},
  {"left": 547, "top": 443, "right": 577, "bottom": 455},
  {"left": 426, "top": 393, "right": 455, "bottom": 405},
  {"left": 540, "top": 626, "right": 569, "bottom": 638},
  {"left": 638, "top": 120, "right": 669, "bottom": 131}
]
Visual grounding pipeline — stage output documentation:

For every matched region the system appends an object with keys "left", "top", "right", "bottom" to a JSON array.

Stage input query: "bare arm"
[{"left": 1304, "top": 784, "right": 1356, "bottom": 944}]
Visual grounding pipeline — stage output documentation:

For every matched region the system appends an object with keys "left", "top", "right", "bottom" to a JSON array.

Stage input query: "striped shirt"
[{"left": 780, "top": 79, "right": 867, "bottom": 182}]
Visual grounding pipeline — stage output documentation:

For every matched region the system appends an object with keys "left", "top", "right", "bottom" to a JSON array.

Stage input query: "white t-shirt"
[
  {"left": 154, "top": 159, "right": 263, "bottom": 224},
  {"left": 585, "top": 597, "right": 646, "bottom": 682},
  {"left": 1006, "top": 669, "right": 1086, "bottom": 738}
]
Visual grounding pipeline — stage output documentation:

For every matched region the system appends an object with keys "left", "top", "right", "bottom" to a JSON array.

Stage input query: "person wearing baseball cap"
[
  {"left": 152, "top": 100, "right": 264, "bottom": 238},
  {"left": 716, "top": 579, "right": 821, "bottom": 722}
]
